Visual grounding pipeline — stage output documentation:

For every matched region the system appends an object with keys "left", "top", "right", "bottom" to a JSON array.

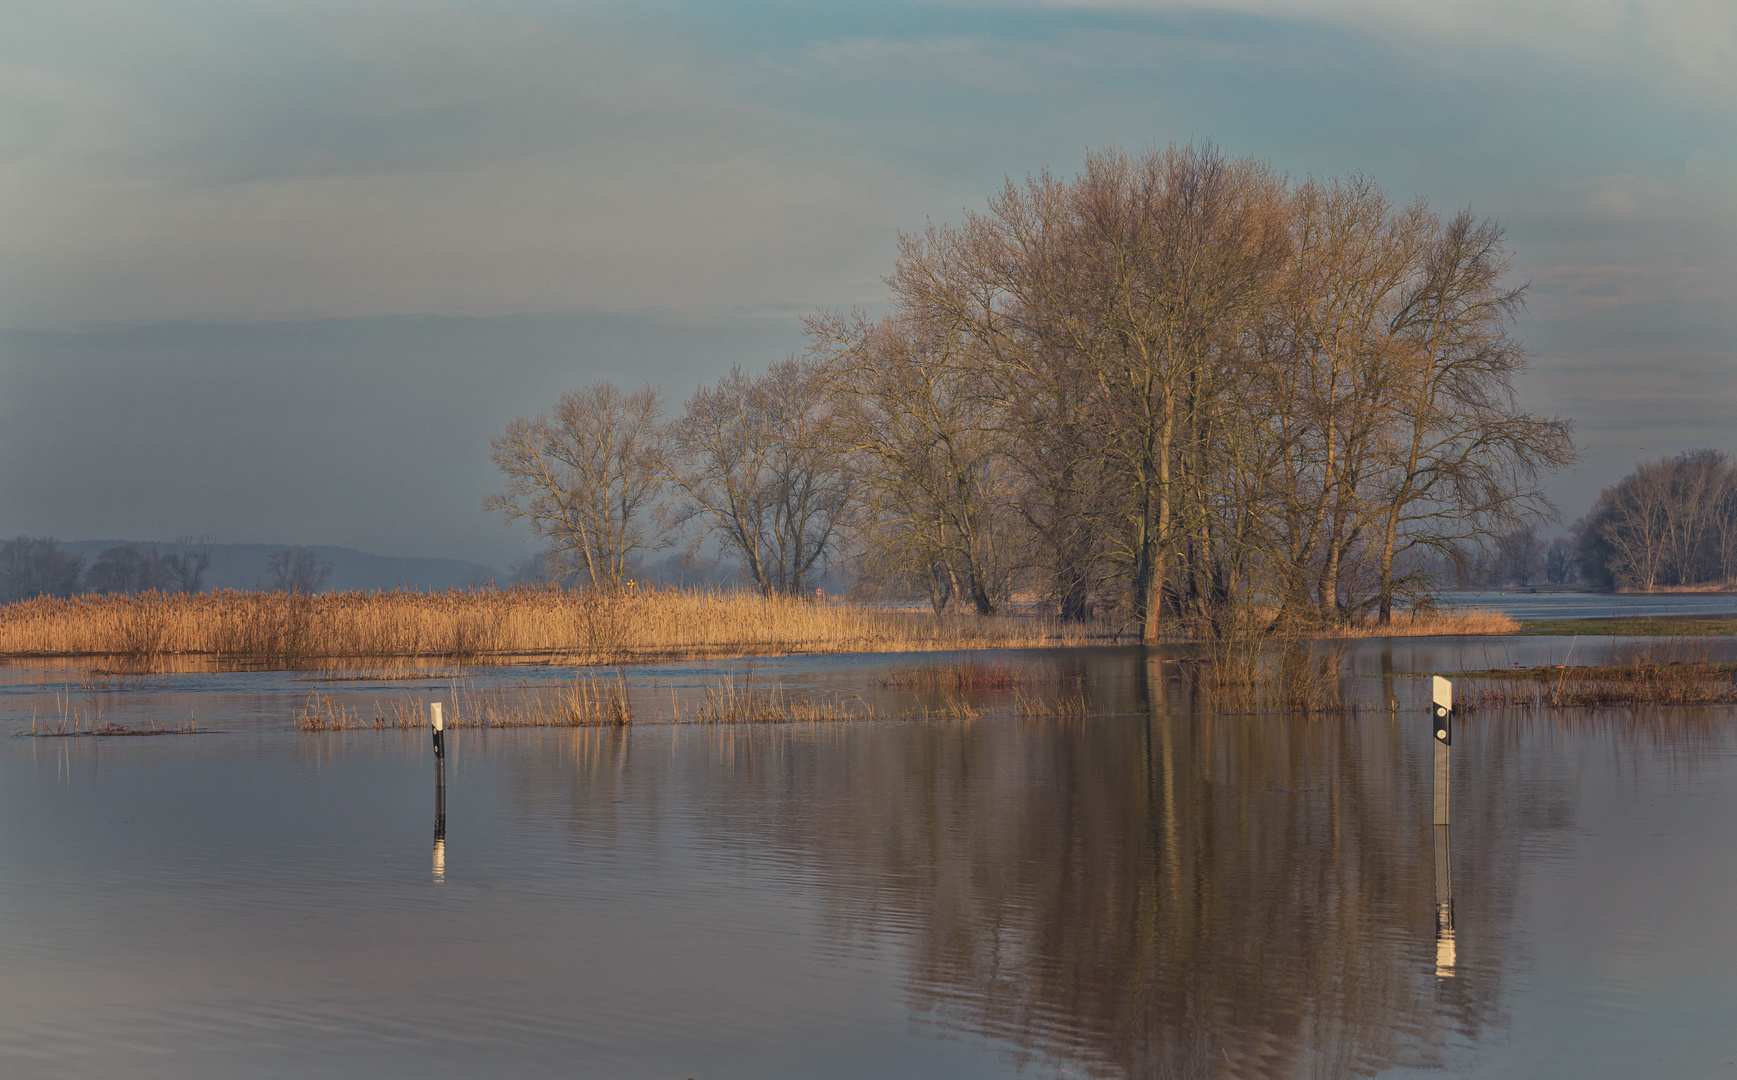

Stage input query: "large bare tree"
[
  {"left": 888, "top": 144, "right": 1291, "bottom": 638},
  {"left": 840, "top": 144, "right": 1572, "bottom": 635},
  {"left": 1368, "top": 212, "right": 1576, "bottom": 622},
  {"left": 486, "top": 382, "right": 668, "bottom": 589},
  {"left": 1261, "top": 177, "right": 1434, "bottom": 624}
]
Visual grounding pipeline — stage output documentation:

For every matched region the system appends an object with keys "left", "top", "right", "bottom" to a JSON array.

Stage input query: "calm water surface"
[
  {"left": 3, "top": 645, "right": 1735, "bottom": 1078},
  {"left": 1443, "top": 589, "right": 1737, "bottom": 621}
]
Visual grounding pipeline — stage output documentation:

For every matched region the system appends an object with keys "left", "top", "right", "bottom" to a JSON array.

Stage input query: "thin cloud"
[{"left": 1023, "top": 0, "right": 1735, "bottom": 98}]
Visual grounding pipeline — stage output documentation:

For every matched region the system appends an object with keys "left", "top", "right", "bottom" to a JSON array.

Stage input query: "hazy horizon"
[{"left": 4, "top": 1, "right": 1732, "bottom": 569}]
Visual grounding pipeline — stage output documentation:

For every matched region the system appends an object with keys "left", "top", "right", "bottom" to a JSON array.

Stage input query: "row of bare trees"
[
  {"left": 486, "top": 370, "right": 851, "bottom": 600},
  {"left": 1575, "top": 450, "right": 1737, "bottom": 590},
  {"left": 0, "top": 536, "right": 215, "bottom": 602},
  {"left": 489, "top": 144, "right": 1575, "bottom": 638}
]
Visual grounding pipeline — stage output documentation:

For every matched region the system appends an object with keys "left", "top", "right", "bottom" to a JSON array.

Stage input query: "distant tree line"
[
  {"left": 1433, "top": 527, "right": 1575, "bottom": 588},
  {"left": 1315, "top": 450, "right": 1737, "bottom": 592},
  {"left": 1573, "top": 450, "right": 1737, "bottom": 591},
  {"left": 0, "top": 537, "right": 334, "bottom": 602},
  {"left": 490, "top": 144, "right": 1576, "bottom": 639}
]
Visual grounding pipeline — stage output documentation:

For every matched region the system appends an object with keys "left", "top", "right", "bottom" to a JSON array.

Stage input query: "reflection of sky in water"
[{"left": 0, "top": 652, "right": 1735, "bottom": 1077}]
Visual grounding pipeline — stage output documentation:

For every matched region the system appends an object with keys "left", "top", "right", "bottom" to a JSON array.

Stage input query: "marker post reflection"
[
  {"left": 1433, "top": 824, "right": 1454, "bottom": 977},
  {"left": 432, "top": 701, "right": 446, "bottom": 884}
]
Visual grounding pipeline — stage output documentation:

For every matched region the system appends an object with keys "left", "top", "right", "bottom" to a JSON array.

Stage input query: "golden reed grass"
[
  {"left": 1333, "top": 609, "right": 1518, "bottom": 637},
  {"left": 0, "top": 586, "right": 1098, "bottom": 669},
  {"left": 0, "top": 587, "right": 1517, "bottom": 671}
]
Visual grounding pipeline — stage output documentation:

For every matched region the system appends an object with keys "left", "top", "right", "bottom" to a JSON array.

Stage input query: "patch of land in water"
[
  {"left": 16, "top": 720, "right": 206, "bottom": 738},
  {"left": 1455, "top": 639, "right": 1737, "bottom": 708},
  {"left": 1520, "top": 616, "right": 1737, "bottom": 636}
]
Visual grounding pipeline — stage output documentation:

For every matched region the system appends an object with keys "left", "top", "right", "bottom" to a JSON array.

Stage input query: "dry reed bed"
[
  {"left": 0, "top": 589, "right": 1519, "bottom": 672},
  {"left": 0, "top": 587, "right": 1100, "bottom": 668}
]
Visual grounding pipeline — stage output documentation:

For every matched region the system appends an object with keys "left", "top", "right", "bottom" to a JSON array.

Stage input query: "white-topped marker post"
[
  {"left": 1431, "top": 676, "right": 1452, "bottom": 825},
  {"left": 431, "top": 701, "right": 445, "bottom": 758}
]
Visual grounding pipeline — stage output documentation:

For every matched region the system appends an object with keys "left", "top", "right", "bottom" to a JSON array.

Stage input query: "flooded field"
[{"left": 3, "top": 642, "right": 1736, "bottom": 1077}]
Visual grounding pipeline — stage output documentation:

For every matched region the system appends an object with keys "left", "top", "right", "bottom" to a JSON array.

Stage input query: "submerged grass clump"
[
  {"left": 878, "top": 661, "right": 1065, "bottom": 692},
  {"left": 293, "top": 670, "right": 872, "bottom": 731},
  {"left": 19, "top": 689, "right": 202, "bottom": 737},
  {"left": 1013, "top": 685, "right": 1090, "bottom": 719},
  {"left": 295, "top": 673, "right": 639, "bottom": 732},
  {"left": 1187, "top": 639, "right": 1357, "bottom": 715},
  {"left": 688, "top": 675, "right": 873, "bottom": 724},
  {"left": 19, "top": 719, "right": 202, "bottom": 738}
]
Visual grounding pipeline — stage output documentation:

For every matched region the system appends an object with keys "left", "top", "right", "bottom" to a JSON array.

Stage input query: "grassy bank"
[
  {"left": 1520, "top": 617, "right": 1737, "bottom": 637},
  {"left": 0, "top": 587, "right": 1518, "bottom": 671}
]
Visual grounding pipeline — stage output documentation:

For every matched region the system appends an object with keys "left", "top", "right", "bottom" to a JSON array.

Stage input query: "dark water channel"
[{"left": 3, "top": 642, "right": 1736, "bottom": 1078}]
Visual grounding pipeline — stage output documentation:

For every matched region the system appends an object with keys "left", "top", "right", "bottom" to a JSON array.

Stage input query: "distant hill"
[{"left": 62, "top": 541, "right": 497, "bottom": 594}]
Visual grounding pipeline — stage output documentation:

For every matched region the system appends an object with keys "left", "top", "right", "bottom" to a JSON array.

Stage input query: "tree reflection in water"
[{"left": 506, "top": 649, "right": 1610, "bottom": 1079}]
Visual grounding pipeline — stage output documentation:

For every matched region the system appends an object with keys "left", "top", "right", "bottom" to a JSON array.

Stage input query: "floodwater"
[
  {"left": 1443, "top": 588, "right": 1737, "bottom": 621},
  {"left": 3, "top": 642, "right": 1736, "bottom": 1078}
]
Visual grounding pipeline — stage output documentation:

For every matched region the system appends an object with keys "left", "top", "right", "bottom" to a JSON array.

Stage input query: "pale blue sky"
[{"left": 2, "top": 1, "right": 1733, "bottom": 566}]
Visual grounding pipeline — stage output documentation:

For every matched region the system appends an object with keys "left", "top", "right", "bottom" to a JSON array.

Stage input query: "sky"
[{"left": 1, "top": 0, "right": 1733, "bottom": 569}]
